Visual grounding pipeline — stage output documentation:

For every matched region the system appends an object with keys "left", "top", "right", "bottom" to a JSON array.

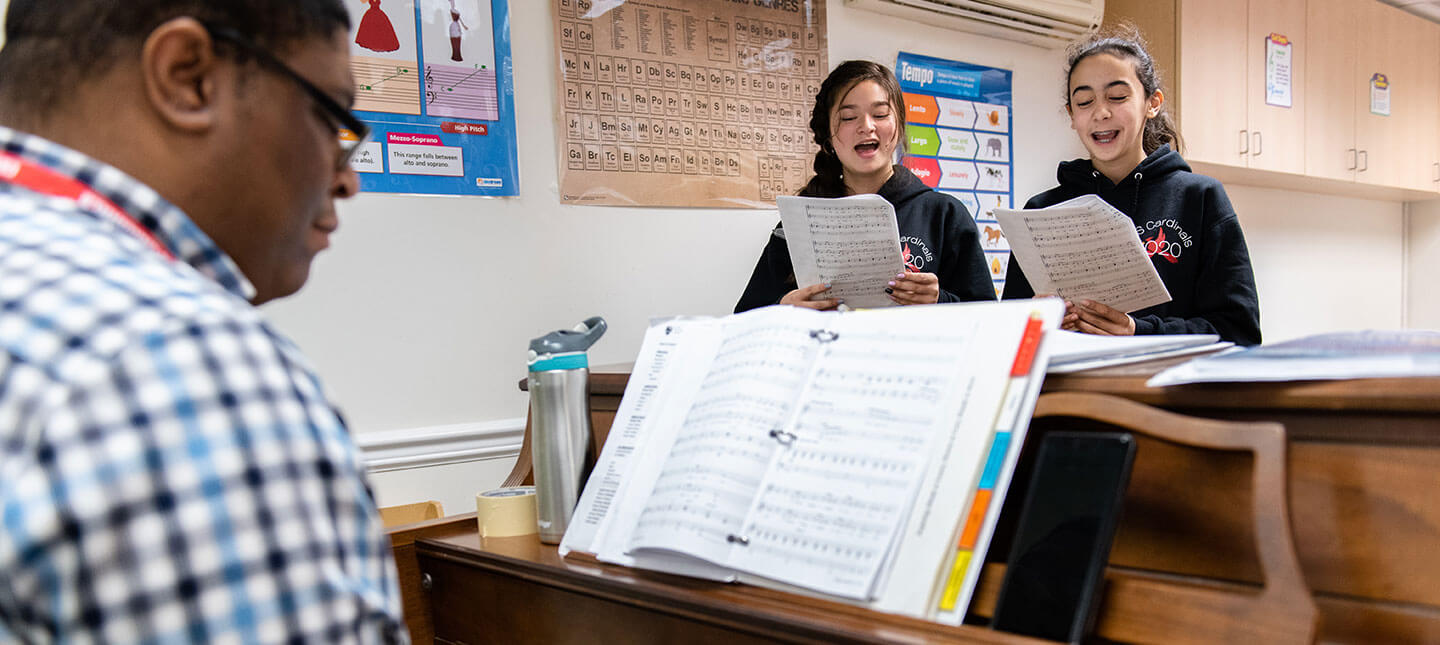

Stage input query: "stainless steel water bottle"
[{"left": 528, "top": 316, "right": 607, "bottom": 544}]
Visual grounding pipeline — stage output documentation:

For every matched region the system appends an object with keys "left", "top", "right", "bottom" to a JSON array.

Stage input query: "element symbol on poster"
[
  {"left": 896, "top": 51, "right": 1013, "bottom": 313},
  {"left": 1264, "top": 33, "right": 1292, "bottom": 108},
  {"left": 345, "top": 0, "right": 519, "bottom": 196},
  {"left": 553, "top": 0, "right": 827, "bottom": 207},
  {"left": 1370, "top": 73, "right": 1390, "bottom": 117}
]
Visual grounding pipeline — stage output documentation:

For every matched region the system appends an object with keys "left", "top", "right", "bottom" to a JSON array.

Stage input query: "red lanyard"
[{"left": 0, "top": 151, "right": 175, "bottom": 261}]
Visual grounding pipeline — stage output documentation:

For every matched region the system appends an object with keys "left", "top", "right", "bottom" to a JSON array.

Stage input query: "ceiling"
[{"left": 1380, "top": 0, "right": 1440, "bottom": 23}]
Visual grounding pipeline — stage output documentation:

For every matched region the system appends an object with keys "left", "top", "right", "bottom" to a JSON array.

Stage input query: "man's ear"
[{"left": 140, "top": 17, "right": 225, "bottom": 133}]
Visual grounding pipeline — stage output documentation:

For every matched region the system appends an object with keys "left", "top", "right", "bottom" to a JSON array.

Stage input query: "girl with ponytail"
[
  {"left": 1002, "top": 26, "right": 1262, "bottom": 345},
  {"left": 735, "top": 60, "right": 993, "bottom": 312}
]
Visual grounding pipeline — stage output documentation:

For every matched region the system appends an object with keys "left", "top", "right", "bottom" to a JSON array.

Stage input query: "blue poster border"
[{"left": 354, "top": 0, "right": 519, "bottom": 197}]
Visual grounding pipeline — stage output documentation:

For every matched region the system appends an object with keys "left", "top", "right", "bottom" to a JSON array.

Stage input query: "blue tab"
[
  {"left": 529, "top": 352, "right": 588, "bottom": 372},
  {"left": 978, "top": 432, "right": 1011, "bottom": 490}
]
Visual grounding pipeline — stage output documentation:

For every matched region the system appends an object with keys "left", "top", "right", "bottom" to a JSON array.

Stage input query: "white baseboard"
[{"left": 356, "top": 417, "right": 526, "bottom": 473}]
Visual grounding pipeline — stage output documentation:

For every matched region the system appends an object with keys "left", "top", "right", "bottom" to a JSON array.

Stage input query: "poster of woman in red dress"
[{"left": 356, "top": 0, "right": 401, "bottom": 52}]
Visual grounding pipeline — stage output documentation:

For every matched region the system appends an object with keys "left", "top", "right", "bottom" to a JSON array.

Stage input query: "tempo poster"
[
  {"left": 552, "top": 0, "right": 827, "bottom": 208},
  {"left": 896, "top": 52, "right": 1014, "bottom": 298},
  {"left": 345, "top": 0, "right": 519, "bottom": 196}
]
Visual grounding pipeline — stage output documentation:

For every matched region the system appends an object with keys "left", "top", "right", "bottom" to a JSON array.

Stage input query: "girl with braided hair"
[{"left": 735, "top": 60, "right": 993, "bottom": 312}]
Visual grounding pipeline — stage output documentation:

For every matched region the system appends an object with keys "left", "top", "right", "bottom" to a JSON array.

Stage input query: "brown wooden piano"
[{"left": 387, "top": 359, "right": 1440, "bottom": 643}]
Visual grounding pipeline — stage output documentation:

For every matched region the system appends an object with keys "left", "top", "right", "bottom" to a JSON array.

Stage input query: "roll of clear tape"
[{"left": 475, "top": 486, "right": 538, "bottom": 538}]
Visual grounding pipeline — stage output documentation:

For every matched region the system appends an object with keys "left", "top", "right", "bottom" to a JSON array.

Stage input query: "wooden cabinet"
[
  {"left": 1152, "top": 0, "right": 1308, "bottom": 174},
  {"left": 1110, "top": 0, "right": 1439, "bottom": 198},
  {"left": 1315, "top": 0, "right": 1440, "bottom": 193},
  {"left": 1304, "top": 0, "right": 1358, "bottom": 182}
]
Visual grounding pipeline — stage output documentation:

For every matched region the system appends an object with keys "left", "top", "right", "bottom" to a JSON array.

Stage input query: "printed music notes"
[
  {"left": 995, "top": 194, "right": 1170, "bottom": 313},
  {"left": 778, "top": 194, "right": 905, "bottom": 309},
  {"left": 563, "top": 301, "right": 1066, "bottom": 610}
]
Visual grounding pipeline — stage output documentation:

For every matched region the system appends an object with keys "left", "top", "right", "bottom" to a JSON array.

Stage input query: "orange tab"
[
  {"left": 958, "top": 489, "right": 992, "bottom": 549},
  {"left": 1009, "top": 313, "right": 1044, "bottom": 377},
  {"left": 903, "top": 93, "right": 938, "bottom": 125}
]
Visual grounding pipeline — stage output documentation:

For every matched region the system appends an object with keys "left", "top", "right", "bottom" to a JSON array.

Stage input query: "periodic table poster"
[
  {"left": 552, "top": 0, "right": 827, "bottom": 208},
  {"left": 345, "top": 0, "right": 519, "bottom": 196},
  {"left": 896, "top": 52, "right": 1014, "bottom": 298}
]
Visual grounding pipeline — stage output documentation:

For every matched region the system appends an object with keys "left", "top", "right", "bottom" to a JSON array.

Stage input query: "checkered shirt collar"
[{"left": 0, "top": 125, "right": 257, "bottom": 301}]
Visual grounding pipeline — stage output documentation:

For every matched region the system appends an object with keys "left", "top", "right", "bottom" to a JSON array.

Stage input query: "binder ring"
[
  {"left": 726, "top": 534, "right": 751, "bottom": 546},
  {"left": 769, "top": 428, "right": 797, "bottom": 446},
  {"left": 809, "top": 329, "right": 839, "bottom": 343}
]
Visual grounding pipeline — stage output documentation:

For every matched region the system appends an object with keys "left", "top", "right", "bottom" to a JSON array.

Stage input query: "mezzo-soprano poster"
[
  {"left": 896, "top": 51, "right": 1014, "bottom": 299},
  {"left": 346, "top": 0, "right": 519, "bottom": 196}
]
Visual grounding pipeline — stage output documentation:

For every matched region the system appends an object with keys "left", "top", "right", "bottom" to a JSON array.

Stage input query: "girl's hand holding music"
[
  {"left": 887, "top": 271, "right": 939, "bottom": 305},
  {"left": 781, "top": 282, "right": 842, "bottom": 310},
  {"left": 1064, "top": 299, "right": 1135, "bottom": 336}
]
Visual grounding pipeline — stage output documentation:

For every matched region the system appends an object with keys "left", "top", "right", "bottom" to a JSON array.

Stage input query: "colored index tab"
[
  {"left": 938, "top": 550, "right": 974, "bottom": 611},
  {"left": 1009, "top": 313, "right": 1044, "bottom": 377},
  {"left": 958, "top": 488, "right": 992, "bottom": 550}
]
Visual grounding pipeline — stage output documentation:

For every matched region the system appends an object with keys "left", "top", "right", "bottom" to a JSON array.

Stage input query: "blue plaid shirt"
[{"left": 0, "top": 126, "right": 407, "bottom": 643}]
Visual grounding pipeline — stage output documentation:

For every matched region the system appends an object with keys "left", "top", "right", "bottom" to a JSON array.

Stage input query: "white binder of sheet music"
[{"left": 561, "top": 300, "right": 1064, "bottom": 616}]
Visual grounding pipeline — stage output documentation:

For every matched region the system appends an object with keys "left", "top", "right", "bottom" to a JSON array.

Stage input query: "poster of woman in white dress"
[{"left": 420, "top": 0, "right": 498, "bottom": 121}]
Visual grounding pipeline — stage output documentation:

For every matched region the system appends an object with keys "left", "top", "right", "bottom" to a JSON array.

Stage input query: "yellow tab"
[{"left": 938, "top": 550, "right": 974, "bottom": 611}]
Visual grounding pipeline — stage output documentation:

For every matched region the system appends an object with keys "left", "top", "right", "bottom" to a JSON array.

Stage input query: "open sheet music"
[
  {"left": 995, "top": 194, "right": 1171, "bottom": 313},
  {"left": 562, "top": 300, "right": 1064, "bottom": 620},
  {"left": 778, "top": 194, "right": 905, "bottom": 309}
]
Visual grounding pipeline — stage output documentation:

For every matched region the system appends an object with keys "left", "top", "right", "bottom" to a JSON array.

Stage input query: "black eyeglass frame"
[{"left": 204, "top": 23, "right": 372, "bottom": 168}]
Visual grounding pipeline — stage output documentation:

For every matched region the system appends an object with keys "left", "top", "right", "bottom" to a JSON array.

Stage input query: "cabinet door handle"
[
  {"left": 1239, "top": 130, "right": 1249, "bottom": 155},
  {"left": 1252, "top": 131, "right": 1262, "bottom": 157},
  {"left": 1347, "top": 149, "right": 1357, "bottom": 170},
  {"left": 1359, "top": 150, "right": 1368, "bottom": 172},
  {"left": 1433, "top": 162, "right": 1438, "bottom": 183}
]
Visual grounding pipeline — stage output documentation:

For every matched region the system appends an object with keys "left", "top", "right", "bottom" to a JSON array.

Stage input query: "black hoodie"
[
  {"left": 734, "top": 165, "right": 995, "bottom": 312},
  {"left": 1001, "top": 145, "right": 1261, "bottom": 345}
]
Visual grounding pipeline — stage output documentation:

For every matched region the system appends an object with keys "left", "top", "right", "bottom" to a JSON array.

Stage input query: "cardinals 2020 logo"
[
  {"left": 1144, "top": 228, "right": 1182, "bottom": 263},
  {"left": 901, "top": 237, "right": 935, "bottom": 272}
]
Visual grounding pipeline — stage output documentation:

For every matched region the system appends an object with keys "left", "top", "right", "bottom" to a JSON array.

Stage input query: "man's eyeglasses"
[{"left": 204, "top": 24, "right": 371, "bottom": 170}]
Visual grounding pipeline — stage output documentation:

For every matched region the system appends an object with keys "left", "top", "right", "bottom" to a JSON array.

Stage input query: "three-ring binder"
[
  {"left": 769, "top": 428, "right": 797, "bottom": 446},
  {"left": 726, "top": 534, "right": 750, "bottom": 546},
  {"left": 809, "top": 328, "right": 839, "bottom": 343}
]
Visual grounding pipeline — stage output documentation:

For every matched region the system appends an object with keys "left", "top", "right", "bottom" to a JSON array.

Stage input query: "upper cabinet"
[
  {"left": 1308, "top": 0, "right": 1438, "bottom": 192},
  {"left": 1177, "top": 0, "right": 1307, "bottom": 174},
  {"left": 1108, "top": 0, "right": 1439, "bottom": 199}
]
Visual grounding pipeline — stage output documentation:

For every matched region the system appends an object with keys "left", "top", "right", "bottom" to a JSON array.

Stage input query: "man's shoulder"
[{"left": 1, "top": 200, "right": 274, "bottom": 376}]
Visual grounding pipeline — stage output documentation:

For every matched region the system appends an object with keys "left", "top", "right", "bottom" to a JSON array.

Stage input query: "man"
[{"left": 0, "top": 1, "right": 407, "bottom": 641}]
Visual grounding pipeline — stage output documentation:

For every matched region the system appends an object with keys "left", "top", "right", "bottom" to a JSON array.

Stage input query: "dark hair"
[
  {"left": 1064, "top": 24, "right": 1183, "bottom": 155},
  {"left": 799, "top": 60, "right": 908, "bottom": 197},
  {"left": 0, "top": 0, "right": 350, "bottom": 113}
]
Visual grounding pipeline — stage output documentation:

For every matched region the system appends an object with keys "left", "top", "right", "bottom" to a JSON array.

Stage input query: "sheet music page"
[
  {"left": 778, "top": 194, "right": 904, "bottom": 309},
  {"left": 621, "top": 307, "right": 829, "bottom": 566},
  {"left": 995, "top": 194, "right": 1171, "bottom": 313},
  {"left": 722, "top": 306, "right": 992, "bottom": 600},
  {"left": 863, "top": 301, "right": 1061, "bottom": 614},
  {"left": 562, "top": 316, "right": 719, "bottom": 557}
]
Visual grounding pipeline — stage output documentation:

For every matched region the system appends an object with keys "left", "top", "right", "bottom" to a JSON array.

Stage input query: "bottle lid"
[{"left": 528, "top": 317, "right": 607, "bottom": 369}]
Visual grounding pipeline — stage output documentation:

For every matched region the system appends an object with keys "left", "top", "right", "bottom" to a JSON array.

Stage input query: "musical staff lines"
[
  {"left": 425, "top": 64, "right": 499, "bottom": 121},
  {"left": 352, "top": 56, "right": 420, "bottom": 115}
]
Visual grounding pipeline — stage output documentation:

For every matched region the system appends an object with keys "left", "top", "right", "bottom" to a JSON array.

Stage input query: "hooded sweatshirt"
[
  {"left": 1002, "top": 145, "right": 1261, "bottom": 345},
  {"left": 735, "top": 164, "right": 995, "bottom": 312}
]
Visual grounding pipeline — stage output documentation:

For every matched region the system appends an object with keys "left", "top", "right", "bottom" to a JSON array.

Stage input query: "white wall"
[
  {"left": 256, "top": 0, "right": 1422, "bottom": 508},
  {"left": 1229, "top": 186, "right": 1407, "bottom": 341},
  {"left": 262, "top": 0, "right": 1088, "bottom": 505},
  {"left": 1407, "top": 198, "right": 1440, "bottom": 328}
]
